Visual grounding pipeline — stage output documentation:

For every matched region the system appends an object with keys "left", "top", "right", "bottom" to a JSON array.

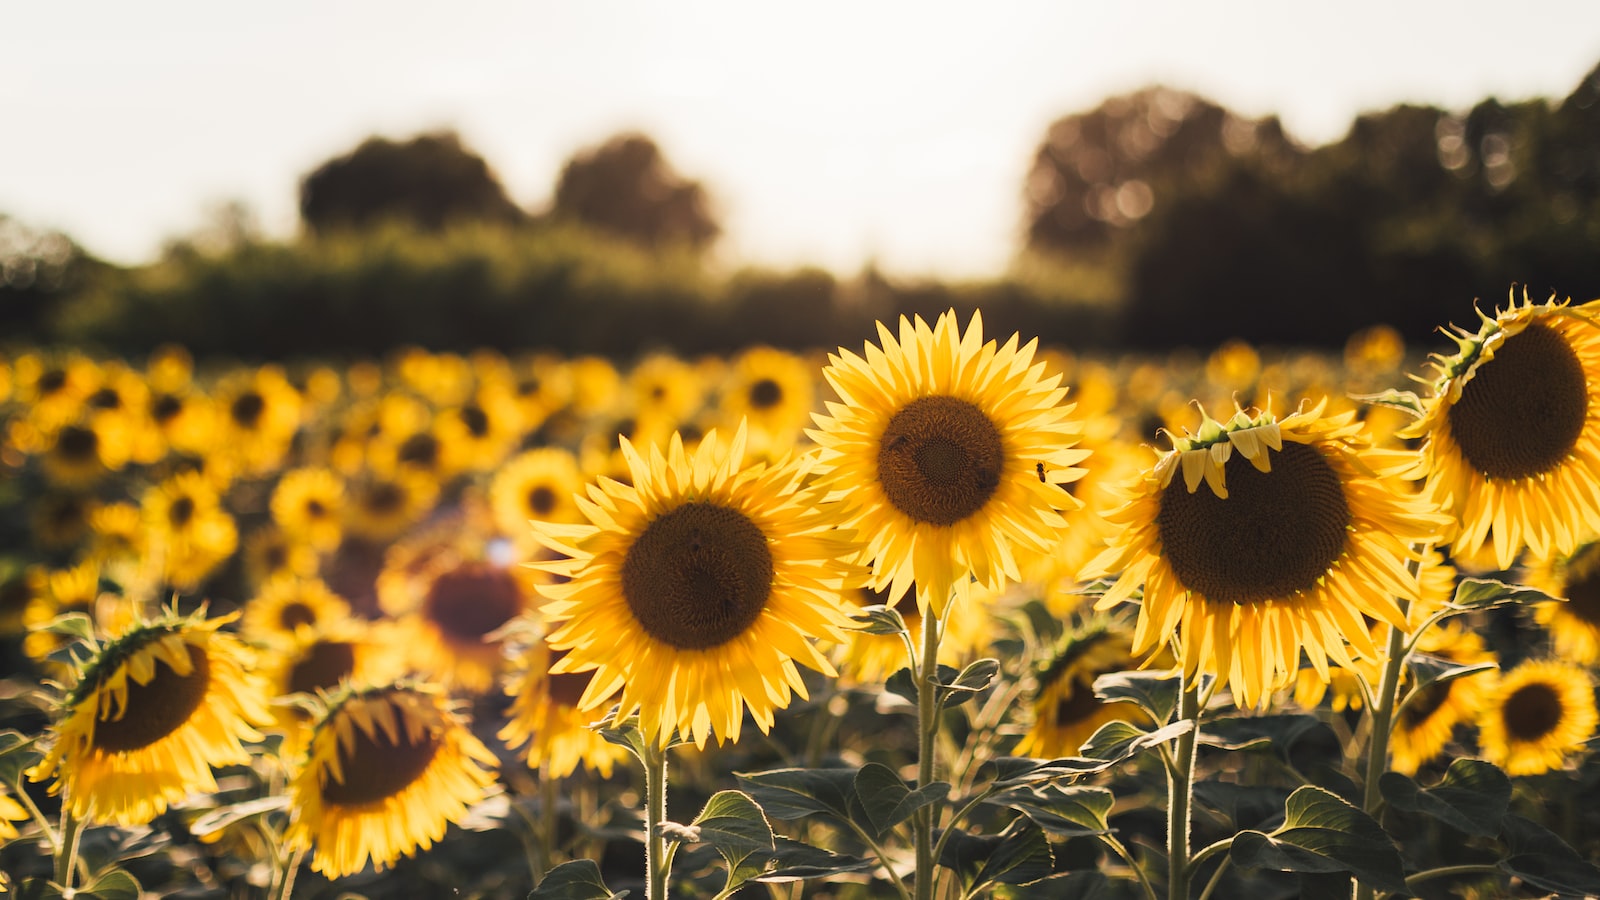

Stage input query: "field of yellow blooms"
[{"left": 1, "top": 300, "right": 1599, "bottom": 900}]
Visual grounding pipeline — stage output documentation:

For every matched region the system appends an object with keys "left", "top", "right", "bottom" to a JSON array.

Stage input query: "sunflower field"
[{"left": 2, "top": 296, "right": 1600, "bottom": 900}]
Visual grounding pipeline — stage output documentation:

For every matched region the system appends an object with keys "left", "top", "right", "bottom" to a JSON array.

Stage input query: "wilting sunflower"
[
  {"left": 271, "top": 467, "right": 345, "bottom": 552},
  {"left": 809, "top": 309, "right": 1088, "bottom": 616},
  {"left": 1524, "top": 540, "right": 1600, "bottom": 665},
  {"left": 1405, "top": 292, "right": 1600, "bottom": 569},
  {"left": 1476, "top": 659, "right": 1597, "bottom": 776},
  {"left": 1015, "top": 625, "right": 1149, "bottom": 759},
  {"left": 500, "top": 639, "right": 630, "bottom": 779},
  {"left": 285, "top": 681, "right": 499, "bottom": 878},
  {"left": 532, "top": 424, "right": 861, "bottom": 748},
  {"left": 28, "top": 609, "right": 271, "bottom": 826},
  {"left": 1083, "top": 402, "right": 1450, "bottom": 708},
  {"left": 1388, "top": 621, "right": 1499, "bottom": 775}
]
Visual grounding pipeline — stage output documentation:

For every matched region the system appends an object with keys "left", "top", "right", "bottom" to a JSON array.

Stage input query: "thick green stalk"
[
  {"left": 644, "top": 741, "right": 671, "bottom": 900},
  {"left": 1167, "top": 676, "right": 1201, "bottom": 900},
  {"left": 55, "top": 807, "right": 83, "bottom": 889},
  {"left": 1355, "top": 600, "right": 1411, "bottom": 900},
  {"left": 913, "top": 605, "right": 943, "bottom": 900}
]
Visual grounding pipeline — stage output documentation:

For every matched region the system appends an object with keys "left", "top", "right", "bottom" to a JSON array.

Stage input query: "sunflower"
[
  {"left": 38, "top": 413, "right": 132, "bottom": 489},
  {"left": 388, "top": 558, "right": 538, "bottom": 694},
  {"left": 1388, "top": 621, "right": 1499, "bottom": 775},
  {"left": 1476, "top": 659, "right": 1597, "bottom": 776},
  {"left": 271, "top": 467, "right": 345, "bottom": 552},
  {"left": 1524, "top": 540, "right": 1600, "bottom": 665},
  {"left": 141, "top": 470, "right": 239, "bottom": 592},
  {"left": 27, "top": 609, "right": 271, "bottom": 826},
  {"left": 211, "top": 365, "right": 303, "bottom": 477},
  {"left": 241, "top": 524, "right": 320, "bottom": 592},
  {"left": 718, "top": 346, "right": 817, "bottom": 458},
  {"left": 1015, "top": 625, "right": 1150, "bottom": 759},
  {"left": 30, "top": 492, "right": 97, "bottom": 551},
  {"left": 0, "top": 783, "right": 26, "bottom": 842},
  {"left": 434, "top": 386, "right": 524, "bottom": 475},
  {"left": 1405, "top": 292, "right": 1600, "bottom": 570},
  {"left": 489, "top": 448, "right": 586, "bottom": 544},
  {"left": 531, "top": 424, "right": 861, "bottom": 748},
  {"left": 257, "top": 619, "right": 402, "bottom": 760},
  {"left": 500, "top": 640, "right": 630, "bottom": 779},
  {"left": 809, "top": 309, "right": 1088, "bottom": 616},
  {"left": 285, "top": 681, "right": 499, "bottom": 878},
  {"left": 1083, "top": 402, "right": 1451, "bottom": 708},
  {"left": 242, "top": 576, "right": 353, "bottom": 645},
  {"left": 343, "top": 470, "right": 440, "bottom": 543}
]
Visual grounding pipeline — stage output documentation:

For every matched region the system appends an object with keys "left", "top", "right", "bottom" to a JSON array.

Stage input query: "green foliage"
[{"left": 1229, "top": 786, "right": 1407, "bottom": 893}]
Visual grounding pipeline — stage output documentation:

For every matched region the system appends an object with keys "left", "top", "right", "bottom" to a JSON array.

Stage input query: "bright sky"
[{"left": 4, "top": 1, "right": 1598, "bottom": 279}]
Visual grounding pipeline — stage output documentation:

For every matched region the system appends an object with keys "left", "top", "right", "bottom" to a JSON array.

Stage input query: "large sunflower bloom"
[
  {"left": 809, "top": 309, "right": 1087, "bottom": 616},
  {"left": 286, "top": 681, "right": 499, "bottom": 878},
  {"left": 28, "top": 610, "right": 272, "bottom": 826},
  {"left": 1083, "top": 402, "right": 1451, "bottom": 708},
  {"left": 1404, "top": 292, "right": 1600, "bottom": 569},
  {"left": 1476, "top": 659, "right": 1597, "bottom": 776},
  {"left": 531, "top": 424, "right": 861, "bottom": 748}
]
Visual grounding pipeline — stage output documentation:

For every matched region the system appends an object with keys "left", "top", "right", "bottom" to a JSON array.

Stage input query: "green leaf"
[
  {"left": 1497, "top": 814, "right": 1600, "bottom": 897},
  {"left": 1404, "top": 654, "right": 1498, "bottom": 695},
  {"left": 735, "top": 768, "right": 857, "bottom": 822},
  {"left": 1349, "top": 389, "right": 1425, "bottom": 417},
  {"left": 987, "top": 784, "right": 1114, "bottom": 837},
  {"left": 1001, "top": 870, "right": 1110, "bottom": 899},
  {"left": 1199, "top": 714, "right": 1331, "bottom": 761},
  {"left": 886, "top": 665, "right": 951, "bottom": 705},
  {"left": 1191, "top": 781, "right": 1292, "bottom": 832},
  {"left": 527, "top": 859, "right": 626, "bottom": 900},
  {"left": 938, "top": 818, "right": 1054, "bottom": 891},
  {"left": 691, "top": 790, "right": 775, "bottom": 873},
  {"left": 1379, "top": 758, "right": 1510, "bottom": 836},
  {"left": 852, "top": 763, "right": 948, "bottom": 837},
  {"left": 0, "top": 730, "right": 42, "bottom": 786},
  {"left": 187, "top": 795, "right": 291, "bottom": 838},
  {"left": 1229, "top": 786, "right": 1405, "bottom": 893},
  {"left": 850, "top": 604, "right": 909, "bottom": 636},
  {"left": 750, "top": 838, "right": 876, "bottom": 882},
  {"left": 1449, "top": 577, "right": 1559, "bottom": 611},
  {"left": 938, "top": 658, "right": 1000, "bottom": 709},
  {"left": 1092, "top": 670, "right": 1179, "bottom": 725},
  {"left": 26, "top": 870, "right": 145, "bottom": 900},
  {"left": 1079, "top": 718, "right": 1192, "bottom": 761}
]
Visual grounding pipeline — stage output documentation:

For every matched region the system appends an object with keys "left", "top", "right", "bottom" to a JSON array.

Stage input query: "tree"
[
  {"left": 299, "top": 130, "right": 524, "bottom": 235},
  {"left": 549, "top": 132, "right": 720, "bottom": 252},
  {"left": 0, "top": 214, "right": 101, "bottom": 340}
]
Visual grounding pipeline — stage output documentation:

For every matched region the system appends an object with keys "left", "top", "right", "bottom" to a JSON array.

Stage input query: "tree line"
[{"left": 5, "top": 57, "right": 1599, "bottom": 359}]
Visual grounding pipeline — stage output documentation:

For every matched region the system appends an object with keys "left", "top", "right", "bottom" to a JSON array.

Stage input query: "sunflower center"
[
  {"left": 621, "top": 502, "right": 774, "bottom": 650},
  {"left": 461, "top": 405, "right": 490, "bottom": 438},
  {"left": 321, "top": 714, "right": 440, "bottom": 806},
  {"left": 1052, "top": 678, "right": 1102, "bottom": 726},
  {"left": 877, "top": 395, "right": 1004, "bottom": 527},
  {"left": 88, "top": 387, "right": 122, "bottom": 411},
  {"left": 1157, "top": 441, "right": 1350, "bottom": 606},
  {"left": 287, "top": 641, "right": 357, "bottom": 695},
  {"left": 56, "top": 425, "right": 98, "bottom": 462},
  {"left": 93, "top": 644, "right": 211, "bottom": 753},
  {"left": 364, "top": 482, "right": 405, "bottom": 515},
  {"left": 306, "top": 499, "right": 328, "bottom": 519},
  {"left": 168, "top": 496, "right": 196, "bottom": 529},
  {"left": 1502, "top": 681, "right": 1565, "bottom": 741},
  {"left": 423, "top": 564, "right": 524, "bottom": 643},
  {"left": 1447, "top": 321, "right": 1589, "bottom": 481},
  {"left": 1562, "top": 561, "right": 1600, "bottom": 626},
  {"left": 399, "top": 433, "right": 440, "bottom": 468},
  {"left": 152, "top": 393, "right": 184, "bottom": 423},
  {"left": 278, "top": 601, "right": 318, "bottom": 630},
  {"left": 749, "top": 378, "right": 783, "bottom": 409},
  {"left": 1398, "top": 678, "right": 1453, "bottom": 728},
  {"left": 528, "top": 485, "right": 558, "bottom": 517},
  {"left": 231, "top": 392, "right": 265, "bottom": 429}
]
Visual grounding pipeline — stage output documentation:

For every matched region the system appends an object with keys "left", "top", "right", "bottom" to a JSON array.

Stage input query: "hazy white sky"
[{"left": 4, "top": 1, "right": 1597, "bottom": 278}]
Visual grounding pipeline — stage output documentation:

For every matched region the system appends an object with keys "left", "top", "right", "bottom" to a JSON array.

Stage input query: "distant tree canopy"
[
  {"left": 549, "top": 132, "right": 720, "bottom": 252},
  {"left": 1024, "top": 66, "right": 1600, "bottom": 348},
  {"left": 299, "top": 130, "right": 524, "bottom": 235},
  {"left": 0, "top": 215, "right": 101, "bottom": 340}
]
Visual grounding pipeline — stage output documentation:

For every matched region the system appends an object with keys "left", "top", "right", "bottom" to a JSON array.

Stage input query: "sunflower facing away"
[
  {"left": 1476, "top": 658, "right": 1597, "bottom": 776},
  {"left": 1015, "top": 624, "right": 1150, "bottom": 759},
  {"left": 286, "top": 681, "right": 499, "bottom": 878},
  {"left": 809, "top": 309, "right": 1088, "bottom": 616},
  {"left": 1388, "top": 621, "right": 1499, "bottom": 775},
  {"left": 1405, "top": 292, "right": 1600, "bottom": 569},
  {"left": 531, "top": 423, "right": 861, "bottom": 748},
  {"left": 28, "top": 609, "right": 271, "bottom": 826},
  {"left": 1083, "top": 402, "right": 1451, "bottom": 708}
]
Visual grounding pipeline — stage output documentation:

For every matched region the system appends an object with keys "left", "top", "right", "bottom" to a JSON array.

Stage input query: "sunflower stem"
[
  {"left": 913, "top": 599, "right": 944, "bottom": 900},
  {"left": 1356, "top": 595, "right": 1413, "bottom": 900},
  {"left": 55, "top": 807, "right": 82, "bottom": 890},
  {"left": 643, "top": 740, "right": 671, "bottom": 900},
  {"left": 1166, "top": 675, "right": 1201, "bottom": 900},
  {"left": 538, "top": 763, "right": 559, "bottom": 880},
  {"left": 10, "top": 777, "right": 61, "bottom": 859},
  {"left": 270, "top": 844, "right": 307, "bottom": 900}
]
